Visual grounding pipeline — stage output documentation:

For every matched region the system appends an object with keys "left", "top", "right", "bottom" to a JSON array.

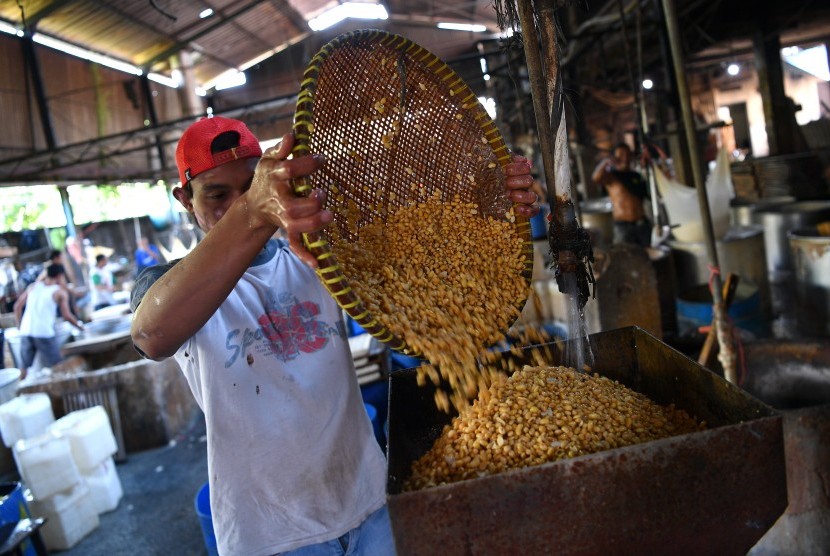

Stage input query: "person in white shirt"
[{"left": 14, "top": 264, "right": 84, "bottom": 379}]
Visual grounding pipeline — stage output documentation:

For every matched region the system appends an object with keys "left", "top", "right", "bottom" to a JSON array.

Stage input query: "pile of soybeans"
[{"left": 404, "top": 365, "right": 707, "bottom": 491}]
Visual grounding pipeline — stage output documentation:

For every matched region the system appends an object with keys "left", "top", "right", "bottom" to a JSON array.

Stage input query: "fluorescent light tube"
[
  {"left": 32, "top": 33, "right": 142, "bottom": 75},
  {"left": 437, "top": 23, "right": 487, "bottom": 32},
  {"left": 213, "top": 70, "right": 246, "bottom": 91},
  {"left": 0, "top": 21, "right": 22, "bottom": 36},
  {"left": 308, "top": 2, "right": 388, "bottom": 32}
]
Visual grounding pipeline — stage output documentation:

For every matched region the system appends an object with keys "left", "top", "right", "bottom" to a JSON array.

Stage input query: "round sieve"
[{"left": 290, "top": 29, "right": 533, "bottom": 354}]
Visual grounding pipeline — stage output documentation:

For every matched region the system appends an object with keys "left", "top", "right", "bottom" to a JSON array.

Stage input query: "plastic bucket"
[
  {"left": 390, "top": 352, "right": 424, "bottom": 371},
  {"left": 363, "top": 402, "right": 384, "bottom": 448},
  {"left": 676, "top": 283, "right": 769, "bottom": 338},
  {"left": 346, "top": 317, "right": 365, "bottom": 337},
  {"left": 0, "top": 482, "right": 35, "bottom": 556},
  {"left": 529, "top": 206, "right": 549, "bottom": 240},
  {"left": 194, "top": 482, "right": 219, "bottom": 556},
  {"left": 0, "top": 369, "right": 20, "bottom": 406},
  {"left": 361, "top": 382, "right": 388, "bottom": 445}
]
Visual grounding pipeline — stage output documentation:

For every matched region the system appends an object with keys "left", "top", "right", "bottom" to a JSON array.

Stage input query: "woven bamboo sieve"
[{"left": 290, "top": 29, "right": 534, "bottom": 355}]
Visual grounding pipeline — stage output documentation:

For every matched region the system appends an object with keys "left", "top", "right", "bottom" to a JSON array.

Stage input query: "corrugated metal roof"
[
  {"left": 0, "top": 0, "right": 503, "bottom": 87},
  {"left": 1, "top": 0, "right": 828, "bottom": 185}
]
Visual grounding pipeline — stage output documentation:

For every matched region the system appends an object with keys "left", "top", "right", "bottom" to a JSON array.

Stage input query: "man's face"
[
  {"left": 613, "top": 147, "right": 631, "bottom": 169},
  {"left": 174, "top": 157, "right": 259, "bottom": 232}
]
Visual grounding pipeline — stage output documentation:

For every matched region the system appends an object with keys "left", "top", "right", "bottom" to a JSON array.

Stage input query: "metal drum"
[
  {"left": 668, "top": 225, "right": 771, "bottom": 324},
  {"left": 579, "top": 197, "right": 613, "bottom": 247},
  {"left": 729, "top": 196, "right": 795, "bottom": 227},
  {"left": 752, "top": 200, "right": 830, "bottom": 278},
  {"left": 789, "top": 228, "right": 830, "bottom": 337},
  {"left": 387, "top": 327, "right": 787, "bottom": 556}
]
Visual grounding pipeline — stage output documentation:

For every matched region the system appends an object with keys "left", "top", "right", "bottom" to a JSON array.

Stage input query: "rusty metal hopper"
[{"left": 386, "top": 326, "right": 787, "bottom": 556}]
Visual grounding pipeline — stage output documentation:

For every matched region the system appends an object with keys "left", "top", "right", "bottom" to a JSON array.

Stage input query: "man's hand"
[
  {"left": 505, "top": 154, "right": 541, "bottom": 218},
  {"left": 246, "top": 132, "right": 331, "bottom": 267}
]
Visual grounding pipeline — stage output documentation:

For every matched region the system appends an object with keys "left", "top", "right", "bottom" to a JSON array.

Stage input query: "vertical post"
[
  {"left": 59, "top": 187, "right": 77, "bottom": 239},
  {"left": 140, "top": 75, "right": 167, "bottom": 171},
  {"left": 21, "top": 31, "right": 55, "bottom": 149},
  {"left": 661, "top": 0, "right": 735, "bottom": 383},
  {"left": 753, "top": 28, "right": 796, "bottom": 156}
]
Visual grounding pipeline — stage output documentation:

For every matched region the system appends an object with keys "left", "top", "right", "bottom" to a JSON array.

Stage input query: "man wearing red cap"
[{"left": 130, "top": 116, "right": 539, "bottom": 555}]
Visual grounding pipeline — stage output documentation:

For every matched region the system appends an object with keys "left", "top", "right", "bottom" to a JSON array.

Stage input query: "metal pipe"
[
  {"left": 660, "top": 0, "right": 735, "bottom": 382},
  {"left": 515, "top": 0, "right": 594, "bottom": 311},
  {"left": 515, "top": 1, "right": 557, "bottom": 211},
  {"left": 635, "top": 0, "right": 663, "bottom": 239}
]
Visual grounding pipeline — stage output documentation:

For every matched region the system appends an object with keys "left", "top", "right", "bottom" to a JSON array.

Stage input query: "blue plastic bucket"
[
  {"left": 530, "top": 205, "right": 550, "bottom": 240},
  {"left": 0, "top": 482, "right": 35, "bottom": 556},
  {"left": 676, "top": 283, "right": 769, "bottom": 338},
  {"left": 346, "top": 317, "right": 365, "bottom": 337},
  {"left": 194, "top": 482, "right": 219, "bottom": 556},
  {"left": 361, "top": 382, "right": 388, "bottom": 444},
  {"left": 390, "top": 352, "right": 424, "bottom": 371},
  {"left": 363, "top": 402, "right": 384, "bottom": 447}
]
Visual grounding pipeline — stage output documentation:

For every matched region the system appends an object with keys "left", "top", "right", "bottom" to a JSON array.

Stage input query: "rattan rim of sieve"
[{"left": 289, "top": 29, "right": 534, "bottom": 356}]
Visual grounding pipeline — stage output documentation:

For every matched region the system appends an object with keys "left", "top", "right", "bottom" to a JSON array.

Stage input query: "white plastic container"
[
  {"left": 47, "top": 405, "right": 117, "bottom": 472},
  {"left": 0, "top": 393, "right": 55, "bottom": 447},
  {"left": 82, "top": 456, "right": 122, "bottom": 514},
  {"left": 0, "top": 368, "right": 21, "bottom": 405},
  {"left": 29, "top": 483, "right": 100, "bottom": 551},
  {"left": 13, "top": 431, "right": 81, "bottom": 500}
]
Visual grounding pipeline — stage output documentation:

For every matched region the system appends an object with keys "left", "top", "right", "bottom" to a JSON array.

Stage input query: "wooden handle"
[{"left": 697, "top": 273, "right": 739, "bottom": 367}]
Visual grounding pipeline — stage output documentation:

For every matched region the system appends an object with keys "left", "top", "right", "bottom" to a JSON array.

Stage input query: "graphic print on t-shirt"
[{"left": 258, "top": 291, "right": 338, "bottom": 361}]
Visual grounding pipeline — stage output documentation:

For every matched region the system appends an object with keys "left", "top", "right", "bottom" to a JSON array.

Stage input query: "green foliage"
[
  {"left": 49, "top": 227, "right": 67, "bottom": 250},
  {"left": 0, "top": 182, "right": 176, "bottom": 233},
  {"left": 1, "top": 186, "right": 65, "bottom": 232}
]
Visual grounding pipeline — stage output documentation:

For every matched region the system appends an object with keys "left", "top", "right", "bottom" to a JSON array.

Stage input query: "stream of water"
[{"left": 558, "top": 272, "right": 596, "bottom": 372}]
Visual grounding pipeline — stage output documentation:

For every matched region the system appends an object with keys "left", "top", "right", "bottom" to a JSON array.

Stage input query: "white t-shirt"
[
  {"left": 19, "top": 282, "right": 60, "bottom": 338},
  {"left": 145, "top": 240, "right": 387, "bottom": 556},
  {"left": 90, "top": 264, "right": 116, "bottom": 307}
]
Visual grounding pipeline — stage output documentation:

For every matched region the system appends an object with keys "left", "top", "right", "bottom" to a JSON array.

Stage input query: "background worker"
[
  {"left": 134, "top": 236, "right": 163, "bottom": 277},
  {"left": 90, "top": 253, "right": 116, "bottom": 310},
  {"left": 130, "top": 116, "right": 539, "bottom": 556},
  {"left": 37, "top": 249, "right": 84, "bottom": 319},
  {"left": 592, "top": 142, "right": 651, "bottom": 247},
  {"left": 13, "top": 263, "right": 84, "bottom": 379}
]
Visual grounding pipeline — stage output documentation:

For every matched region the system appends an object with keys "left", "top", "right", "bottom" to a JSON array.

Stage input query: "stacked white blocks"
[
  {"left": 48, "top": 406, "right": 123, "bottom": 514},
  {"left": 10, "top": 404, "right": 123, "bottom": 551},
  {"left": 0, "top": 393, "right": 55, "bottom": 448}
]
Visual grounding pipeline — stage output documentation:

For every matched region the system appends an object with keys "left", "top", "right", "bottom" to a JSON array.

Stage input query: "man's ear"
[{"left": 172, "top": 186, "right": 194, "bottom": 212}]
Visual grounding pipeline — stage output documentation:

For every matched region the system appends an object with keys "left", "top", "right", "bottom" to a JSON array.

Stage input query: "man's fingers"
[
  {"left": 509, "top": 189, "right": 538, "bottom": 205},
  {"left": 264, "top": 153, "right": 324, "bottom": 183},
  {"left": 515, "top": 203, "right": 541, "bottom": 218},
  {"left": 505, "top": 160, "right": 532, "bottom": 176},
  {"left": 505, "top": 174, "right": 534, "bottom": 190},
  {"left": 262, "top": 132, "right": 295, "bottom": 160}
]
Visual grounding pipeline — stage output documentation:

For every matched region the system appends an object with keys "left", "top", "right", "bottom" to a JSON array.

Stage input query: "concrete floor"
[{"left": 61, "top": 410, "right": 209, "bottom": 555}]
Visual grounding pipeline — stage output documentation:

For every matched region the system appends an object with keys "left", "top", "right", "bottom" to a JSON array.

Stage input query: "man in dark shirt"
[{"left": 592, "top": 143, "right": 651, "bottom": 247}]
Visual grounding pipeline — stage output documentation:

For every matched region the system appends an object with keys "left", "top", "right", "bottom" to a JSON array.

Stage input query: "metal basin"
[
  {"left": 741, "top": 340, "right": 830, "bottom": 409},
  {"left": 387, "top": 326, "right": 787, "bottom": 556},
  {"left": 752, "top": 200, "right": 830, "bottom": 276}
]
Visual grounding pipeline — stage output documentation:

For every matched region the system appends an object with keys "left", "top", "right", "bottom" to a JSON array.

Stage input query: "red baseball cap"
[{"left": 175, "top": 116, "right": 263, "bottom": 185}]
